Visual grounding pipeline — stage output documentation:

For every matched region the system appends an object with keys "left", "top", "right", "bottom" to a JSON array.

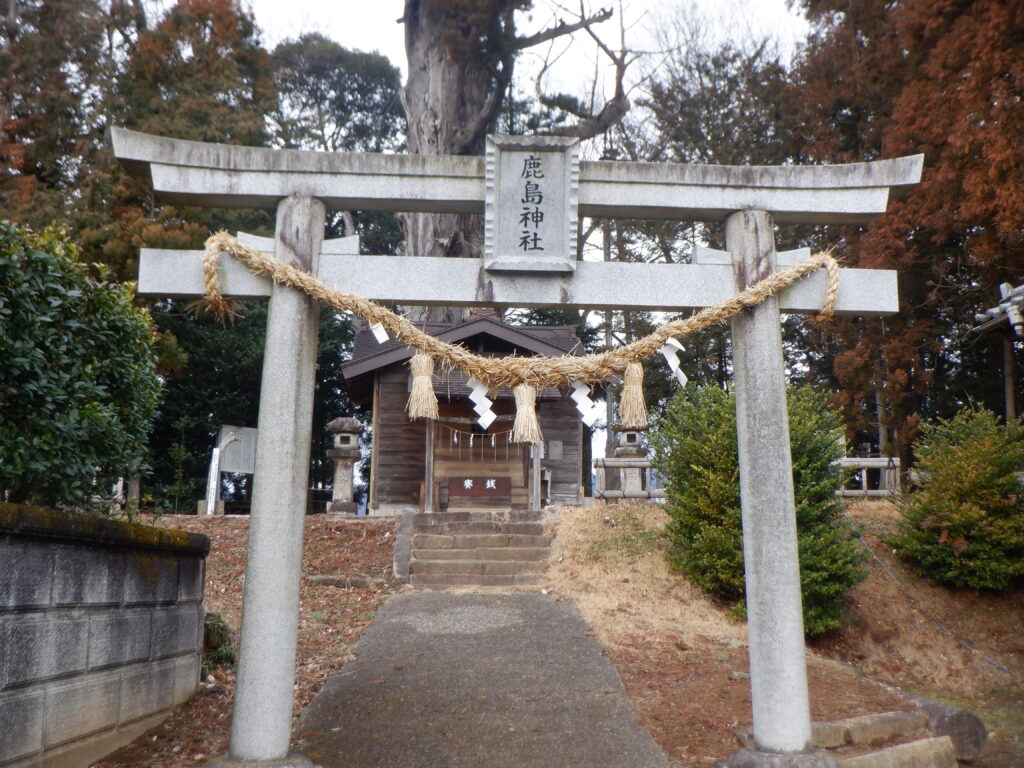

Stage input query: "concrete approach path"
[{"left": 294, "top": 591, "right": 671, "bottom": 768}]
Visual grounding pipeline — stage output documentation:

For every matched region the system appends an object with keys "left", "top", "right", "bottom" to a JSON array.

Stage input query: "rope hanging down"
[{"left": 200, "top": 232, "right": 841, "bottom": 441}]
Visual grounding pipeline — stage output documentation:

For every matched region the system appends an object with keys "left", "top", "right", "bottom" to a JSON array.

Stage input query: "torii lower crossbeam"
[{"left": 139, "top": 248, "right": 896, "bottom": 316}]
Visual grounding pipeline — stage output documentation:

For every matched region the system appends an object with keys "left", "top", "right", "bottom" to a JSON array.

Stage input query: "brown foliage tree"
[
  {"left": 0, "top": 0, "right": 132, "bottom": 231},
  {"left": 792, "top": 0, "right": 1024, "bottom": 464},
  {"left": 0, "top": 0, "right": 275, "bottom": 279}
]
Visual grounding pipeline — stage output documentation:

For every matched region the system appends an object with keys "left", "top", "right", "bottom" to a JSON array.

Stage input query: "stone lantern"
[
  {"left": 612, "top": 424, "right": 647, "bottom": 494},
  {"left": 326, "top": 417, "right": 363, "bottom": 515}
]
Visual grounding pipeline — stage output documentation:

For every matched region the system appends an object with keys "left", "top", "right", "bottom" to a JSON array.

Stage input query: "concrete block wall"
[{"left": 0, "top": 503, "right": 210, "bottom": 768}]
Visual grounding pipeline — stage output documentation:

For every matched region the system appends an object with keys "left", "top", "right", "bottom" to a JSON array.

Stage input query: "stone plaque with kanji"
[{"left": 484, "top": 135, "right": 579, "bottom": 273}]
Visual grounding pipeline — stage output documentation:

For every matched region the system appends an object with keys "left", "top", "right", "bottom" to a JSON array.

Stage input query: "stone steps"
[
  {"left": 408, "top": 573, "right": 545, "bottom": 588},
  {"left": 413, "top": 509, "right": 546, "bottom": 525},
  {"left": 407, "top": 509, "right": 552, "bottom": 588},
  {"left": 410, "top": 559, "right": 546, "bottom": 576},
  {"left": 412, "top": 533, "right": 550, "bottom": 549},
  {"left": 414, "top": 546, "right": 551, "bottom": 562},
  {"left": 413, "top": 521, "right": 547, "bottom": 535}
]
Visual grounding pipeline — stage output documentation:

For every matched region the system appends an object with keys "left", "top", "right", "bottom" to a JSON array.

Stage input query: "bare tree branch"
[
  {"left": 512, "top": 6, "right": 613, "bottom": 51},
  {"left": 534, "top": 1, "right": 635, "bottom": 140}
]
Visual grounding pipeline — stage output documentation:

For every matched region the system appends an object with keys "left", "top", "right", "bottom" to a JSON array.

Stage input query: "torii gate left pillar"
[{"left": 216, "top": 197, "right": 324, "bottom": 767}]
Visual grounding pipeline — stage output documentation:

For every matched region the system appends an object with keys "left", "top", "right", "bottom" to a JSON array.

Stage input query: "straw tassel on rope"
[
  {"left": 512, "top": 383, "right": 543, "bottom": 444},
  {"left": 406, "top": 352, "right": 439, "bottom": 420},
  {"left": 618, "top": 361, "right": 648, "bottom": 429}
]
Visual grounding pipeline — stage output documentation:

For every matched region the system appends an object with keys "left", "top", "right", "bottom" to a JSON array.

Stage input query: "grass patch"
[
  {"left": 971, "top": 693, "right": 1024, "bottom": 763},
  {"left": 582, "top": 508, "right": 663, "bottom": 562}
]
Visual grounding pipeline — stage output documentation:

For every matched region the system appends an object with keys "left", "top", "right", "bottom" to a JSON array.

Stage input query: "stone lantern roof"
[{"left": 326, "top": 417, "right": 363, "bottom": 434}]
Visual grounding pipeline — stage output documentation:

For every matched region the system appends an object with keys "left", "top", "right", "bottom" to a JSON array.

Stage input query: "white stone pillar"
[
  {"left": 726, "top": 210, "right": 814, "bottom": 757},
  {"left": 224, "top": 196, "right": 324, "bottom": 765}
]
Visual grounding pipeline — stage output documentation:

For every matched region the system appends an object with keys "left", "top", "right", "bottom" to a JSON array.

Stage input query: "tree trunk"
[
  {"left": 398, "top": 1, "right": 626, "bottom": 323},
  {"left": 400, "top": 0, "right": 499, "bottom": 323}
]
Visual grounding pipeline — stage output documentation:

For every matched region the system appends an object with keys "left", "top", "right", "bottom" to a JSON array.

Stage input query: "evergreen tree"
[
  {"left": 0, "top": 221, "right": 160, "bottom": 509},
  {"left": 651, "top": 385, "right": 866, "bottom": 637},
  {"left": 892, "top": 408, "right": 1024, "bottom": 590},
  {"left": 272, "top": 33, "right": 404, "bottom": 153}
]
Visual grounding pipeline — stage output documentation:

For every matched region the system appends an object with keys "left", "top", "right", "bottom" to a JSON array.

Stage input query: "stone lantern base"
[{"left": 327, "top": 500, "right": 357, "bottom": 516}]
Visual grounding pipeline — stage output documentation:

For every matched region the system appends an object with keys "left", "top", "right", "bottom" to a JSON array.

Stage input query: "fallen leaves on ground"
[{"left": 92, "top": 514, "right": 397, "bottom": 768}]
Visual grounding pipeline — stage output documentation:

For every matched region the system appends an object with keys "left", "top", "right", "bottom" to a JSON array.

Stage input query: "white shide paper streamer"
[
  {"left": 570, "top": 382, "right": 603, "bottom": 428},
  {"left": 467, "top": 377, "right": 497, "bottom": 429},
  {"left": 659, "top": 337, "right": 688, "bottom": 387}
]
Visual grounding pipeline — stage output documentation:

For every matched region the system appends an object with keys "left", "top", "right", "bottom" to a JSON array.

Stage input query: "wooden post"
[
  {"left": 424, "top": 419, "right": 435, "bottom": 512},
  {"left": 369, "top": 376, "right": 381, "bottom": 511},
  {"left": 1004, "top": 334, "right": 1017, "bottom": 421},
  {"left": 529, "top": 444, "right": 543, "bottom": 510}
]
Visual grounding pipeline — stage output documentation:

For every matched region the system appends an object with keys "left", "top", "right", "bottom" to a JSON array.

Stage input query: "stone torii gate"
[{"left": 112, "top": 127, "right": 921, "bottom": 768}]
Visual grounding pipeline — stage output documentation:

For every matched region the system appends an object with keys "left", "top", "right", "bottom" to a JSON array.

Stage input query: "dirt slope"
[{"left": 546, "top": 501, "right": 1024, "bottom": 766}]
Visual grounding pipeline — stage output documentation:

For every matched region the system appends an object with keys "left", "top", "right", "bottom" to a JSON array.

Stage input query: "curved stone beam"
[{"left": 110, "top": 128, "right": 922, "bottom": 225}]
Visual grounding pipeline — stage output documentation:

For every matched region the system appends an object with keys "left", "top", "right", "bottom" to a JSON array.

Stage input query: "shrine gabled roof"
[{"left": 341, "top": 315, "right": 581, "bottom": 383}]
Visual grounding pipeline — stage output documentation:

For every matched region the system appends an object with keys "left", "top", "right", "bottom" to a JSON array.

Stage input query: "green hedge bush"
[
  {"left": 650, "top": 385, "right": 866, "bottom": 637},
  {"left": 0, "top": 221, "right": 160, "bottom": 509},
  {"left": 891, "top": 408, "right": 1024, "bottom": 589}
]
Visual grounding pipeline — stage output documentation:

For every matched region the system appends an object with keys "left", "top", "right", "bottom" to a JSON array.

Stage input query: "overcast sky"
[{"left": 243, "top": 0, "right": 809, "bottom": 95}]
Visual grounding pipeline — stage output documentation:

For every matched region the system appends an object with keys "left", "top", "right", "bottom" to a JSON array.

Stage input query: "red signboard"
[{"left": 448, "top": 476, "right": 512, "bottom": 497}]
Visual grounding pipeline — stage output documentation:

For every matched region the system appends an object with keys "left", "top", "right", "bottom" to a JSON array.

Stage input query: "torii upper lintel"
[{"left": 110, "top": 127, "right": 922, "bottom": 225}]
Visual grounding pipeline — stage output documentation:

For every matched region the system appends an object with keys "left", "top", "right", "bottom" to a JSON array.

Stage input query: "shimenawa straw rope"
[
  {"left": 199, "top": 231, "right": 841, "bottom": 442},
  {"left": 619, "top": 361, "right": 648, "bottom": 429}
]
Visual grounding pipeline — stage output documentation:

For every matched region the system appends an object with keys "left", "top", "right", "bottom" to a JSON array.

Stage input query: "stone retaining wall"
[{"left": 0, "top": 502, "right": 210, "bottom": 767}]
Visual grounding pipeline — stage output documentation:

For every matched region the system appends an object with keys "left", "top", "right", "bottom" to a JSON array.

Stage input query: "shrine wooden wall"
[
  {"left": 369, "top": 365, "right": 583, "bottom": 511},
  {"left": 433, "top": 399, "right": 529, "bottom": 510},
  {"left": 369, "top": 367, "right": 426, "bottom": 509},
  {"left": 538, "top": 399, "right": 583, "bottom": 506}
]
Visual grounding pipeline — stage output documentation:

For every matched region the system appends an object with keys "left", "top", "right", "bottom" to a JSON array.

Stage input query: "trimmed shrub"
[
  {"left": 650, "top": 385, "right": 866, "bottom": 637},
  {"left": 0, "top": 222, "right": 161, "bottom": 509},
  {"left": 891, "top": 408, "right": 1024, "bottom": 589},
  {"left": 203, "top": 612, "right": 235, "bottom": 669}
]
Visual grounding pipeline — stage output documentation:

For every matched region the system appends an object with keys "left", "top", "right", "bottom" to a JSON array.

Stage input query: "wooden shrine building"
[{"left": 342, "top": 314, "right": 585, "bottom": 513}]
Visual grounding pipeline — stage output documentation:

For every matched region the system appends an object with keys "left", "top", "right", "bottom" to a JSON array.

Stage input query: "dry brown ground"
[
  {"left": 545, "top": 500, "right": 1024, "bottom": 767},
  {"left": 93, "top": 501, "right": 1023, "bottom": 767},
  {"left": 823, "top": 501, "right": 1024, "bottom": 766},
  {"left": 93, "top": 514, "right": 399, "bottom": 768}
]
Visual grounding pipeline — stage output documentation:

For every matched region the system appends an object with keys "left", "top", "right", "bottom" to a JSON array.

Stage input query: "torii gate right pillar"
[{"left": 726, "top": 210, "right": 827, "bottom": 766}]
